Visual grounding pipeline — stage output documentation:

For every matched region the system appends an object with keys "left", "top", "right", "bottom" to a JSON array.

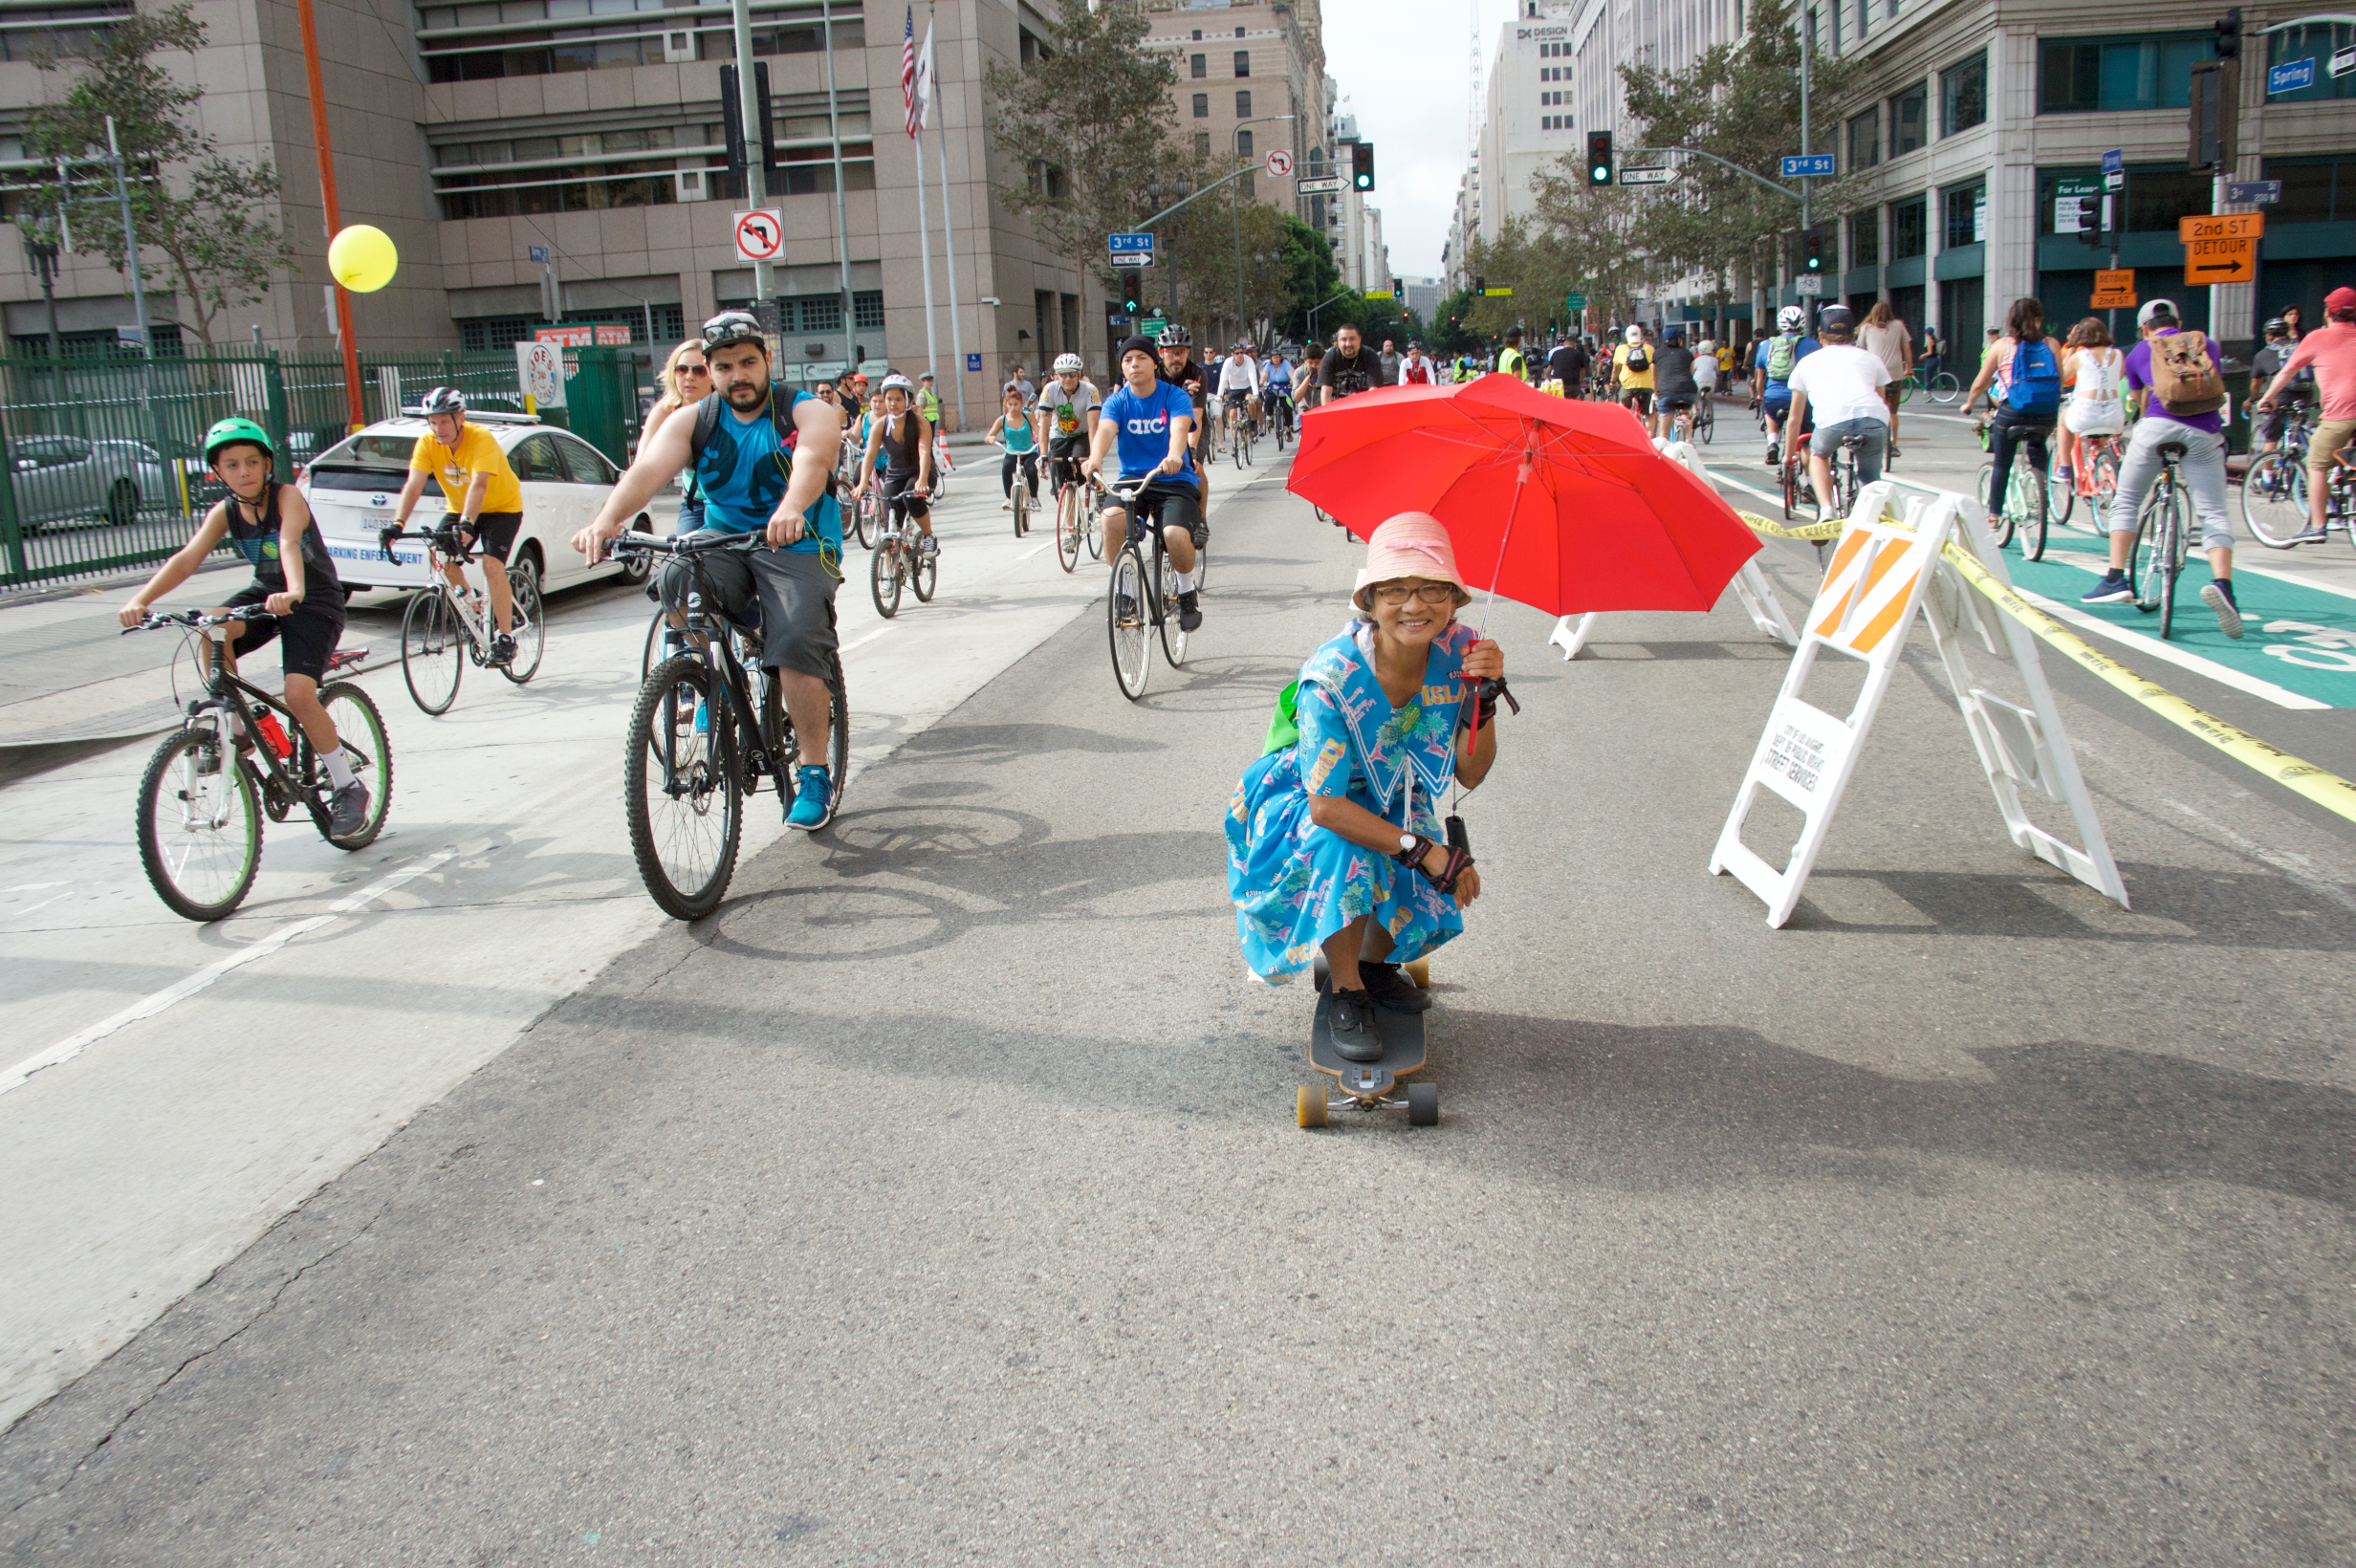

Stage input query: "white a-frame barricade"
[
  {"left": 1549, "top": 440, "right": 1799, "bottom": 661},
  {"left": 1710, "top": 481, "right": 2127, "bottom": 926}
]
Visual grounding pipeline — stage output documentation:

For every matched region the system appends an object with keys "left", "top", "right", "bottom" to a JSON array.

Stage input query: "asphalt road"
[{"left": 4, "top": 412, "right": 2353, "bottom": 1565}]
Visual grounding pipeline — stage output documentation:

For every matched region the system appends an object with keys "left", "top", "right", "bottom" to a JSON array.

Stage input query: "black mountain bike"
[
  {"left": 609, "top": 532, "right": 851, "bottom": 920},
  {"left": 124, "top": 608, "right": 391, "bottom": 921},
  {"left": 1104, "top": 476, "right": 1206, "bottom": 700}
]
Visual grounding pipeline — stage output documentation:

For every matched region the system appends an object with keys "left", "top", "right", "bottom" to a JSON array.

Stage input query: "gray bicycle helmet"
[
  {"left": 419, "top": 384, "right": 466, "bottom": 416},
  {"left": 1159, "top": 323, "right": 1190, "bottom": 347}
]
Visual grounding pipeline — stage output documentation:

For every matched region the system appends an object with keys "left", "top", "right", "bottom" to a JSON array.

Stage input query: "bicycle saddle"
[{"left": 2158, "top": 442, "right": 2189, "bottom": 459}]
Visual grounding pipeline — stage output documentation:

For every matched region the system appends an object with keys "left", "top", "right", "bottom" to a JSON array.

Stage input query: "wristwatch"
[{"left": 1397, "top": 833, "right": 1417, "bottom": 855}]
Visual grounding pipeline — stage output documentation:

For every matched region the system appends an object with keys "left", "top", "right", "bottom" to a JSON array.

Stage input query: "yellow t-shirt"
[
  {"left": 1612, "top": 343, "right": 1656, "bottom": 391},
  {"left": 410, "top": 423, "right": 523, "bottom": 514}
]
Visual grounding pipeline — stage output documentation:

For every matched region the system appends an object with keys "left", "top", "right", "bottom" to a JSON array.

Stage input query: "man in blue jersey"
[
  {"left": 575, "top": 311, "right": 846, "bottom": 829},
  {"left": 1087, "top": 335, "right": 1205, "bottom": 631},
  {"left": 1752, "top": 304, "right": 1821, "bottom": 466}
]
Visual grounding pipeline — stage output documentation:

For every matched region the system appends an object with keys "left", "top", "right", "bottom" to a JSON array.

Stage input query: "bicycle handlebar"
[
  {"left": 123, "top": 606, "right": 282, "bottom": 635},
  {"left": 606, "top": 528, "right": 764, "bottom": 559},
  {"left": 379, "top": 521, "right": 473, "bottom": 563}
]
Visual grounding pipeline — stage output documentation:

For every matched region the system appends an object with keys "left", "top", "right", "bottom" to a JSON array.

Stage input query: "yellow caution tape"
[
  {"left": 1940, "top": 541, "right": 2356, "bottom": 825},
  {"left": 1736, "top": 509, "right": 1845, "bottom": 541}
]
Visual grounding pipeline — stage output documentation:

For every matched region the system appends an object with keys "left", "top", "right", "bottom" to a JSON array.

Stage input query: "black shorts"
[
  {"left": 656, "top": 534, "right": 840, "bottom": 679},
  {"left": 225, "top": 582, "right": 345, "bottom": 684},
  {"left": 464, "top": 510, "right": 523, "bottom": 563},
  {"left": 1113, "top": 476, "right": 1207, "bottom": 548},
  {"left": 882, "top": 472, "right": 929, "bottom": 519},
  {"left": 1623, "top": 389, "right": 1655, "bottom": 414},
  {"left": 1048, "top": 433, "right": 1088, "bottom": 464}
]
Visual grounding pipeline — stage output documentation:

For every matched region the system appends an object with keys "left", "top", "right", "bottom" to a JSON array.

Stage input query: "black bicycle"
[
  {"left": 1270, "top": 390, "right": 1296, "bottom": 448},
  {"left": 608, "top": 532, "right": 851, "bottom": 920},
  {"left": 380, "top": 521, "right": 545, "bottom": 714},
  {"left": 123, "top": 607, "right": 391, "bottom": 921},
  {"left": 1103, "top": 475, "right": 1206, "bottom": 700}
]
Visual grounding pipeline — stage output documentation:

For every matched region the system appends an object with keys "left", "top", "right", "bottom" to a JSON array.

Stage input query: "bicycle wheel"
[
  {"left": 910, "top": 538, "right": 938, "bottom": 602},
  {"left": 136, "top": 724, "right": 262, "bottom": 922},
  {"left": 1898, "top": 374, "right": 1919, "bottom": 405},
  {"left": 2012, "top": 462, "right": 2048, "bottom": 562},
  {"left": 623, "top": 654, "right": 742, "bottom": 921},
  {"left": 2241, "top": 453, "right": 2310, "bottom": 548},
  {"left": 2158, "top": 483, "right": 2189, "bottom": 638},
  {"left": 314, "top": 681, "right": 391, "bottom": 848},
  {"left": 1157, "top": 545, "right": 1189, "bottom": 669},
  {"left": 400, "top": 590, "right": 464, "bottom": 715},
  {"left": 1928, "top": 372, "right": 1961, "bottom": 403},
  {"left": 1781, "top": 453, "right": 1801, "bottom": 520},
  {"left": 2086, "top": 446, "right": 2122, "bottom": 533},
  {"left": 869, "top": 534, "right": 903, "bottom": 619},
  {"left": 1107, "top": 544, "right": 1150, "bottom": 700},
  {"left": 500, "top": 555, "right": 545, "bottom": 684},
  {"left": 640, "top": 606, "right": 670, "bottom": 679},
  {"left": 1697, "top": 400, "right": 1715, "bottom": 444},
  {"left": 1055, "top": 484, "right": 1082, "bottom": 573},
  {"left": 2048, "top": 461, "right": 2076, "bottom": 528},
  {"left": 853, "top": 489, "right": 878, "bottom": 549},
  {"left": 1085, "top": 495, "right": 1103, "bottom": 560},
  {"left": 1012, "top": 478, "right": 1030, "bottom": 538},
  {"left": 1976, "top": 464, "right": 2013, "bottom": 546}
]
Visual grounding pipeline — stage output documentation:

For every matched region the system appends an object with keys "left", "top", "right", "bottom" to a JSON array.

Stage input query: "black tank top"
[
  {"left": 878, "top": 411, "right": 924, "bottom": 478},
  {"left": 227, "top": 482, "right": 340, "bottom": 597}
]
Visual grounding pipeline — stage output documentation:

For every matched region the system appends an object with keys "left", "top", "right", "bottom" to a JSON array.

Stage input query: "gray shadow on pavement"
[
  {"left": 1783, "top": 864, "right": 2356, "bottom": 949},
  {"left": 899, "top": 723, "right": 1164, "bottom": 764}
]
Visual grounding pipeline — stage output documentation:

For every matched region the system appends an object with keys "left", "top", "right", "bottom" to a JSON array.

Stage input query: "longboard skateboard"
[{"left": 1298, "top": 952, "right": 1437, "bottom": 1128}]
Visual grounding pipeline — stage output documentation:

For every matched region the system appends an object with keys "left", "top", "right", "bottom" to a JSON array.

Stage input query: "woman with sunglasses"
[{"left": 644, "top": 339, "right": 711, "bottom": 530}]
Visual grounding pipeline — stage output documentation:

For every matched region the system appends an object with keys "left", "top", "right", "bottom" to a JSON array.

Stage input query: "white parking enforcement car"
[{"left": 298, "top": 412, "right": 665, "bottom": 595}]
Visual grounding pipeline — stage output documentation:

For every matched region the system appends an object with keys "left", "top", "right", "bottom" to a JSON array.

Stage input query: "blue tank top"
[{"left": 693, "top": 387, "right": 841, "bottom": 555}]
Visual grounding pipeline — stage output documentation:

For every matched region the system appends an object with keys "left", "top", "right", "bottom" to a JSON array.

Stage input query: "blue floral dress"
[{"left": 1227, "top": 621, "right": 1476, "bottom": 983}]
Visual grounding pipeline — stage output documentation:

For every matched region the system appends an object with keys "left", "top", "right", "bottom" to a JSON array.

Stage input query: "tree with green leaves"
[
  {"left": 985, "top": 0, "right": 1190, "bottom": 323},
  {"left": 22, "top": 2, "right": 297, "bottom": 348}
]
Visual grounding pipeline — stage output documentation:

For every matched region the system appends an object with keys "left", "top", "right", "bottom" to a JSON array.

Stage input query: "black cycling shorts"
[
  {"left": 657, "top": 534, "right": 840, "bottom": 679},
  {"left": 225, "top": 582, "right": 346, "bottom": 684},
  {"left": 882, "top": 471, "right": 930, "bottom": 519},
  {"left": 459, "top": 510, "right": 522, "bottom": 563},
  {"left": 1114, "top": 476, "right": 1207, "bottom": 549},
  {"left": 1623, "top": 389, "right": 1655, "bottom": 414}
]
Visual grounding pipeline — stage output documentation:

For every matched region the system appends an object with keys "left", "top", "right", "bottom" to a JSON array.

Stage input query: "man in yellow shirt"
[
  {"left": 1611, "top": 324, "right": 1658, "bottom": 432},
  {"left": 392, "top": 385, "right": 527, "bottom": 665}
]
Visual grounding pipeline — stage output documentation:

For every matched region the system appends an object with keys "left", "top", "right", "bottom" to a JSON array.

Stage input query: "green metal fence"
[{"left": 0, "top": 345, "right": 636, "bottom": 591}]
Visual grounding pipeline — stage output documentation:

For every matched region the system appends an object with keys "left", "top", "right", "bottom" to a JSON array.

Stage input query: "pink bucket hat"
[{"left": 1352, "top": 511, "right": 1471, "bottom": 610}]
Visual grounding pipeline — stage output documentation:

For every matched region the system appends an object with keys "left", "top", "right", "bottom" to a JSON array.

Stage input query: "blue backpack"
[{"left": 2003, "top": 339, "right": 2062, "bottom": 417}]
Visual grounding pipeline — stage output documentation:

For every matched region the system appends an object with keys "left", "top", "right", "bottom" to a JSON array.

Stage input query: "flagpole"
[
  {"left": 928, "top": 7, "right": 967, "bottom": 430},
  {"left": 913, "top": 132, "right": 938, "bottom": 385}
]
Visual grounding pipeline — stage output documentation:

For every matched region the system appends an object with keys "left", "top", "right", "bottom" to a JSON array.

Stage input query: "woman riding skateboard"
[{"left": 1225, "top": 512, "right": 1504, "bottom": 1061}]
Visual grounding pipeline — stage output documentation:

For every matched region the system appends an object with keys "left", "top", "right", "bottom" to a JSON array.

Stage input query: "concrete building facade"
[{"left": 1471, "top": 0, "right": 1587, "bottom": 249}]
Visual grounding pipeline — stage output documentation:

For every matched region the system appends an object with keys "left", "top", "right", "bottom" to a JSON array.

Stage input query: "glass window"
[
  {"left": 1235, "top": 89, "right": 1251, "bottom": 117},
  {"left": 1849, "top": 208, "right": 1880, "bottom": 267},
  {"left": 2265, "top": 23, "right": 2356, "bottom": 101},
  {"left": 1233, "top": 49, "right": 1249, "bottom": 76},
  {"left": 1237, "top": 129, "right": 1254, "bottom": 159},
  {"left": 2262, "top": 158, "right": 2340, "bottom": 225},
  {"left": 1855, "top": 0, "right": 1868, "bottom": 42},
  {"left": 1941, "top": 53, "right": 1987, "bottom": 135},
  {"left": 1194, "top": 131, "right": 1211, "bottom": 157},
  {"left": 1891, "top": 196, "right": 1927, "bottom": 259},
  {"left": 1190, "top": 53, "right": 1205, "bottom": 77},
  {"left": 853, "top": 291, "right": 885, "bottom": 331},
  {"left": 2038, "top": 33, "right": 2214, "bottom": 112},
  {"left": 2126, "top": 167, "right": 2210, "bottom": 231},
  {"left": 1846, "top": 107, "right": 1878, "bottom": 170},
  {"left": 1943, "top": 181, "right": 1985, "bottom": 247},
  {"left": 1191, "top": 94, "right": 1209, "bottom": 119},
  {"left": 1891, "top": 82, "right": 1928, "bottom": 155},
  {"left": 511, "top": 434, "right": 567, "bottom": 484},
  {"left": 556, "top": 434, "right": 615, "bottom": 484}
]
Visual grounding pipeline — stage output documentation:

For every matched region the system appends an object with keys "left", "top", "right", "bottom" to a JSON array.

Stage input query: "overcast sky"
[{"left": 1323, "top": 0, "right": 1480, "bottom": 279}]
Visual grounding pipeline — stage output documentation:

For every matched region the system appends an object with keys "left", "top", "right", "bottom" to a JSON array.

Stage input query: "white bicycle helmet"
[
  {"left": 1052, "top": 352, "right": 1085, "bottom": 375},
  {"left": 1777, "top": 304, "right": 1805, "bottom": 332},
  {"left": 1159, "top": 323, "right": 1190, "bottom": 347},
  {"left": 879, "top": 372, "right": 916, "bottom": 395},
  {"left": 419, "top": 384, "right": 466, "bottom": 416}
]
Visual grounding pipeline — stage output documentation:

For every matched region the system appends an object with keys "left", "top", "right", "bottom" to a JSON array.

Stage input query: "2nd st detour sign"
[{"left": 2179, "top": 212, "right": 2260, "bottom": 286}]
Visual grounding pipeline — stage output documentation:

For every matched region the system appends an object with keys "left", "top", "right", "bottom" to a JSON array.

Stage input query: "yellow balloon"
[{"left": 328, "top": 225, "right": 398, "bottom": 294}]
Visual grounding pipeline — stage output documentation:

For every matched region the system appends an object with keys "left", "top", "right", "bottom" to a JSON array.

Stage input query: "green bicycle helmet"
[{"left": 202, "top": 416, "right": 274, "bottom": 465}]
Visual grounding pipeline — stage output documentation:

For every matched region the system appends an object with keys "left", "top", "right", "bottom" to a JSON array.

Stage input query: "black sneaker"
[
  {"left": 2202, "top": 578, "right": 2244, "bottom": 639},
  {"left": 1177, "top": 590, "right": 1202, "bottom": 632},
  {"left": 2080, "top": 571, "right": 2134, "bottom": 605},
  {"left": 1360, "top": 960, "right": 1432, "bottom": 1013},
  {"left": 1328, "top": 988, "right": 1383, "bottom": 1062},
  {"left": 488, "top": 632, "right": 515, "bottom": 667}
]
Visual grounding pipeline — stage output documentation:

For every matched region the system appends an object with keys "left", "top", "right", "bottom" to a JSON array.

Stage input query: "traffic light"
[
  {"left": 2079, "top": 194, "right": 2105, "bottom": 249},
  {"left": 2213, "top": 6, "right": 2241, "bottom": 60},
  {"left": 1474, "top": 274, "right": 1487, "bottom": 294},
  {"left": 1351, "top": 142, "right": 1376, "bottom": 191},
  {"left": 1585, "top": 130, "right": 1614, "bottom": 185},
  {"left": 1119, "top": 270, "right": 1144, "bottom": 316},
  {"left": 1801, "top": 230, "right": 1825, "bottom": 272},
  {"left": 1391, "top": 275, "right": 1404, "bottom": 299}
]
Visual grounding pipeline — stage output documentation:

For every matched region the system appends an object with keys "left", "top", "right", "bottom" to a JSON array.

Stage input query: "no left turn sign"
[
  {"left": 733, "top": 208, "right": 784, "bottom": 262},
  {"left": 1264, "top": 148, "right": 1294, "bottom": 179}
]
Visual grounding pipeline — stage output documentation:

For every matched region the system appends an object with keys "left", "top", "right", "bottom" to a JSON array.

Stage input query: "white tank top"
[{"left": 2068, "top": 347, "right": 2123, "bottom": 412}]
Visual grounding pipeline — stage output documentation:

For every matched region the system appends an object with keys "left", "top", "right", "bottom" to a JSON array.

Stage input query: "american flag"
[{"left": 901, "top": 6, "right": 920, "bottom": 137}]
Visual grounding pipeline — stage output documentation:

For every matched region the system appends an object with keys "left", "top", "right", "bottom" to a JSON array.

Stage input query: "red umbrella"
[{"left": 1286, "top": 373, "right": 1759, "bottom": 618}]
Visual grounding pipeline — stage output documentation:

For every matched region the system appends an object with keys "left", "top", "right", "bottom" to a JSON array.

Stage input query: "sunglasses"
[{"left": 677, "top": 363, "right": 710, "bottom": 377}]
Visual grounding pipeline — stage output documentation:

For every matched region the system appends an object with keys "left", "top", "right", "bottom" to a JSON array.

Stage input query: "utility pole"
[
  {"left": 292, "top": 0, "right": 363, "bottom": 431},
  {"left": 1799, "top": 10, "right": 1813, "bottom": 233},
  {"left": 730, "top": 0, "right": 774, "bottom": 310},
  {"left": 1233, "top": 116, "right": 1296, "bottom": 346},
  {"left": 821, "top": 0, "right": 856, "bottom": 365}
]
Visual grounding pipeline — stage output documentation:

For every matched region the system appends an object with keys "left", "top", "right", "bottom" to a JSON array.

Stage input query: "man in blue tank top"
[{"left": 576, "top": 311, "right": 847, "bottom": 829}]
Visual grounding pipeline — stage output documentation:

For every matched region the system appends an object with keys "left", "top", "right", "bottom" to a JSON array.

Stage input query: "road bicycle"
[
  {"left": 1781, "top": 434, "right": 1865, "bottom": 525},
  {"left": 607, "top": 531, "right": 850, "bottom": 920},
  {"left": 1223, "top": 394, "right": 1254, "bottom": 468},
  {"left": 2239, "top": 409, "right": 2351, "bottom": 551},
  {"left": 2127, "top": 439, "right": 2194, "bottom": 639},
  {"left": 1692, "top": 393, "right": 1716, "bottom": 445},
  {"left": 380, "top": 522, "right": 545, "bottom": 714},
  {"left": 123, "top": 607, "right": 390, "bottom": 921},
  {"left": 1915, "top": 367, "right": 1962, "bottom": 403},
  {"left": 867, "top": 487, "right": 938, "bottom": 619},
  {"left": 1052, "top": 463, "right": 1103, "bottom": 575},
  {"left": 1103, "top": 476, "right": 1206, "bottom": 701},
  {"left": 2050, "top": 430, "right": 2123, "bottom": 532},
  {"left": 847, "top": 476, "right": 882, "bottom": 549}
]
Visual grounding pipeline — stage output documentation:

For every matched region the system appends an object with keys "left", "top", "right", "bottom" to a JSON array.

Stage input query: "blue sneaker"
[
  {"left": 2081, "top": 571, "right": 2134, "bottom": 604},
  {"left": 2201, "top": 578, "right": 2244, "bottom": 639},
  {"left": 786, "top": 763, "right": 832, "bottom": 830}
]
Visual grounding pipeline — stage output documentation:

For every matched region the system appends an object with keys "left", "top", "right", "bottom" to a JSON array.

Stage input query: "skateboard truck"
[{"left": 1298, "top": 952, "right": 1439, "bottom": 1129}]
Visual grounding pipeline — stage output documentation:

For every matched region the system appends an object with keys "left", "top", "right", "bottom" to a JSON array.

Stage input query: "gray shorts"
[
  {"left": 658, "top": 533, "right": 840, "bottom": 679},
  {"left": 1810, "top": 417, "right": 1888, "bottom": 484}
]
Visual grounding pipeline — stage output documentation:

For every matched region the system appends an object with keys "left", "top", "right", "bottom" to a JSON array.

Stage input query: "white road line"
[
  {"left": 1701, "top": 469, "right": 2330, "bottom": 710},
  {"left": 0, "top": 848, "right": 461, "bottom": 1098},
  {"left": 2224, "top": 559, "right": 2356, "bottom": 604},
  {"left": 839, "top": 624, "right": 895, "bottom": 655}
]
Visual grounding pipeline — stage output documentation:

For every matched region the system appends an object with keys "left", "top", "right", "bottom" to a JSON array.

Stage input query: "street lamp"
[{"left": 1233, "top": 115, "right": 1295, "bottom": 347}]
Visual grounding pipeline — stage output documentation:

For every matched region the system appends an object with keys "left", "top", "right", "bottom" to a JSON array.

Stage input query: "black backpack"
[{"left": 1624, "top": 343, "right": 1649, "bottom": 372}]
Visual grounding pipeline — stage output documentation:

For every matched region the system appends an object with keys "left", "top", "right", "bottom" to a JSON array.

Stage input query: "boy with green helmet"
[{"left": 119, "top": 416, "right": 371, "bottom": 836}]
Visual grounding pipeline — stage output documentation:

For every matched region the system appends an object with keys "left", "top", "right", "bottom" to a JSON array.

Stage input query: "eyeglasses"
[{"left": 1371, "top": 582, "right": 1458, "bottom": 606}]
